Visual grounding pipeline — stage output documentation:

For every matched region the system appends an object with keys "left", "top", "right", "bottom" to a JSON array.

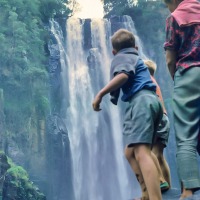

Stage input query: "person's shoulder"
[
  {"left": 111, "top": 51, "right": 132, "bottom": 64},
  {"left": 166, "top": 14, "right": 175, "bottom": 22},
  {"left": 166, "top": 13, "right": 172, "bottom": 20},
  {"left": 111, "top": 54, "right": 124, "bottom": 65},
  {"left": 166, "top": 14, "right": 179, "bottom": 26},
  {"left": 110, "top": 54, "right": 125, "bottom": 73}
]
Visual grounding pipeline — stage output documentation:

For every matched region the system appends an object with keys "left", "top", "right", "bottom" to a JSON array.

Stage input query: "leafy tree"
[
  {"left": 39, "top": 0, "right": 78, "bottom": 22},
  {"left": 0, "top": 0, "right": 75, "bottom": 134},
  {"left": 103, "top": 0, "right": 131, "bottom": 16}
]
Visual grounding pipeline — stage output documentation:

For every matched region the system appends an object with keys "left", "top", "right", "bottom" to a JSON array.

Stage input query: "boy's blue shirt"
[{"left": 110, "top": 47, "right": 156, "bottom": 104}]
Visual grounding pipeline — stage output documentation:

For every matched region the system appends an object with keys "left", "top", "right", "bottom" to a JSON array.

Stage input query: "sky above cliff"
[{"left": 75, "top": 0, "right": 104, "bottom": 18}]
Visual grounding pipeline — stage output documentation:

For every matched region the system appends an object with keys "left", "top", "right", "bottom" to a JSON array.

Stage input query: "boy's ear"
[{"left": 112, "top": 49, "right": 117, "bottom": 55}]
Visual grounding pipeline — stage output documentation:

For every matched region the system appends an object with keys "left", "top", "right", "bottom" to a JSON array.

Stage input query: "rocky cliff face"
[
  {"left": 0, "top": 152, "right": 10, "bottom": 199},
  {"left": 0, "top": 19, "right": 74, "bottom": 200},
  {"left": 0, "top": 90, "right": 5, "bottom": 151},
  {"left": 46, "top": 27, "right": 74, "bottom": 199}
]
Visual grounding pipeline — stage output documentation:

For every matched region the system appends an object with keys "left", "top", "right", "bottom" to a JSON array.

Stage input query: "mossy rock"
[{"left": 0, "top": 152, "right": 46, "bottom": 200}]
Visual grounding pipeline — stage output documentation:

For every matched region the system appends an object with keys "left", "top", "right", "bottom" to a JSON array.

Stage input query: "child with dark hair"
[
  {"left": 163, "top": 0, "right": 200, "bottom": 199},
  {"left": 92, "top": 29, "right": 163, "bottom": 200}
]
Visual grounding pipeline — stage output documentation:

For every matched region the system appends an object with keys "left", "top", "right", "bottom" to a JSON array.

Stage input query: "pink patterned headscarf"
[{"left": 172, "top": 0, "right": 200, "bottom": 27}]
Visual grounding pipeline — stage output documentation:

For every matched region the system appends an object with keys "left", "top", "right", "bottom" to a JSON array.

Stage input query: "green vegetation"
[
  {"left": 0, "top": 2, "right": 77, "bottom": 197},
  {"left": 0, "top": 0, "right": 75, "bottom": 135},
  {"left": 7, "top": 166, "right": 29, "bottom": 183},
  {"left": 1, "top": 154, "right": 46, "bottom": 200}
]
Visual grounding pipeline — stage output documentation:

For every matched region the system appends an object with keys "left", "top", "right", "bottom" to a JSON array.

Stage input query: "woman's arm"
[{"left": 92, "top": 73, "right": 128, "bottom": 111}]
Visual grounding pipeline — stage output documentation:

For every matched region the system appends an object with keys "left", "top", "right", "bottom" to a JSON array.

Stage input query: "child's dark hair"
[{"left": 111, "top": 29, "right": 135, "bottom": 52}]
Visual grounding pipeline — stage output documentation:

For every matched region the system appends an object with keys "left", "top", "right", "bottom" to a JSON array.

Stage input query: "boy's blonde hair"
[
  {"left": 144, "top": 59, "right": 157, "bottom": 76},
  {"left": 111, "top": 29, "right": 135, "bottom": 52}
]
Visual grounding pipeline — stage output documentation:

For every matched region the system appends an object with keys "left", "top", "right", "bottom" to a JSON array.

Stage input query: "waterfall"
[
  {"left": 49, "top": 16, "right": 151, "bottom": 200},
  {"left": 47, "top": 13, "right": 200, "bottom": 200}
]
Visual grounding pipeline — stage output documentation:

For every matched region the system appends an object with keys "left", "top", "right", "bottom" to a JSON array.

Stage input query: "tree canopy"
[{"left": 0, "top": 0, "right": 75, "bottom": 133}]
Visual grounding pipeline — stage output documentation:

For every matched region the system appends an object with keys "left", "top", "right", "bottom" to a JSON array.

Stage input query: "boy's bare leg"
[
  {"left": 126, "top": 144, "right": 162, "bottom": 200},
  {"left": 134, "top": 144, "right": 162, "bottom": 200},
  {"left": 152, "top": 142, "right": 171, "bottom": 187},
  {"left": 125, "top": 146, "right": 167, "bottom": 199},
  {"left": 151, "top": 152, "right": 166, "bottom": 184},
  {"left": 125, "top": 147, "right": 149, "bottom": 200}
]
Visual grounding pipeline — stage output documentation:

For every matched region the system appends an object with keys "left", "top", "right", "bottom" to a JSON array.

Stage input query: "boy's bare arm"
[
  {"left": 92, "top": 73, "right": 128, "bottom": 111},
  {"left": 165, "top": 50, "right": 177, "bottom": 79}
]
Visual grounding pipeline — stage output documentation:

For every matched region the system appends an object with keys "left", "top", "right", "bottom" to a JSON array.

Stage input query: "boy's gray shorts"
[
  {"left": 123, "top": 89, "right": 163, "bottom": 146},
  {"left": 156, "top": 113, "right": 170, "bottom": 147}
]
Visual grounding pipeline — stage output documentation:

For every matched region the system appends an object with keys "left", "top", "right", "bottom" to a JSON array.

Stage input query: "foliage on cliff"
[
  {"left": 0, "top": 0, "right": 75, "bottom": 134},
  {"left": 0, "top": 1, "right": 77, "bottom": 198},
  {"left": 0, "top": 152, "right": 46, "bottom": 200}
]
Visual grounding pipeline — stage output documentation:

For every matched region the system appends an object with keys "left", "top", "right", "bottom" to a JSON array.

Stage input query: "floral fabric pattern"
[{"left": 164, "top": 15, "right": 200, "bottom": 72}]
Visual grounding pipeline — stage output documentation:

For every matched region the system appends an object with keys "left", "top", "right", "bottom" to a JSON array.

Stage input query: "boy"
[
  {"left": 163, "top": 0, "right": 200, "bottom": 199},
  {"left": 92, "top": 29, "right": 163, "bottom": 200},
  {"left": 126, "top": 60, "right": 171, "bottom": 200},
  {"left": 144, "top": 59, "right": 171, "bottom": 188}
]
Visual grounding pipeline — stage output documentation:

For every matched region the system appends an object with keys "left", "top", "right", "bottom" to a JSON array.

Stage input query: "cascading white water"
[
  {"left": 122, "top": 15, "right": 147, "bottom": 59},
  {"left": 49, "top": 14, "right": 200, "bottom": 200},
  {"left": 65, "top": 18, "right": 99, "bottom": 200},
  {"left": 50, "top": 16, "right": 147, "bottom": 200}
]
